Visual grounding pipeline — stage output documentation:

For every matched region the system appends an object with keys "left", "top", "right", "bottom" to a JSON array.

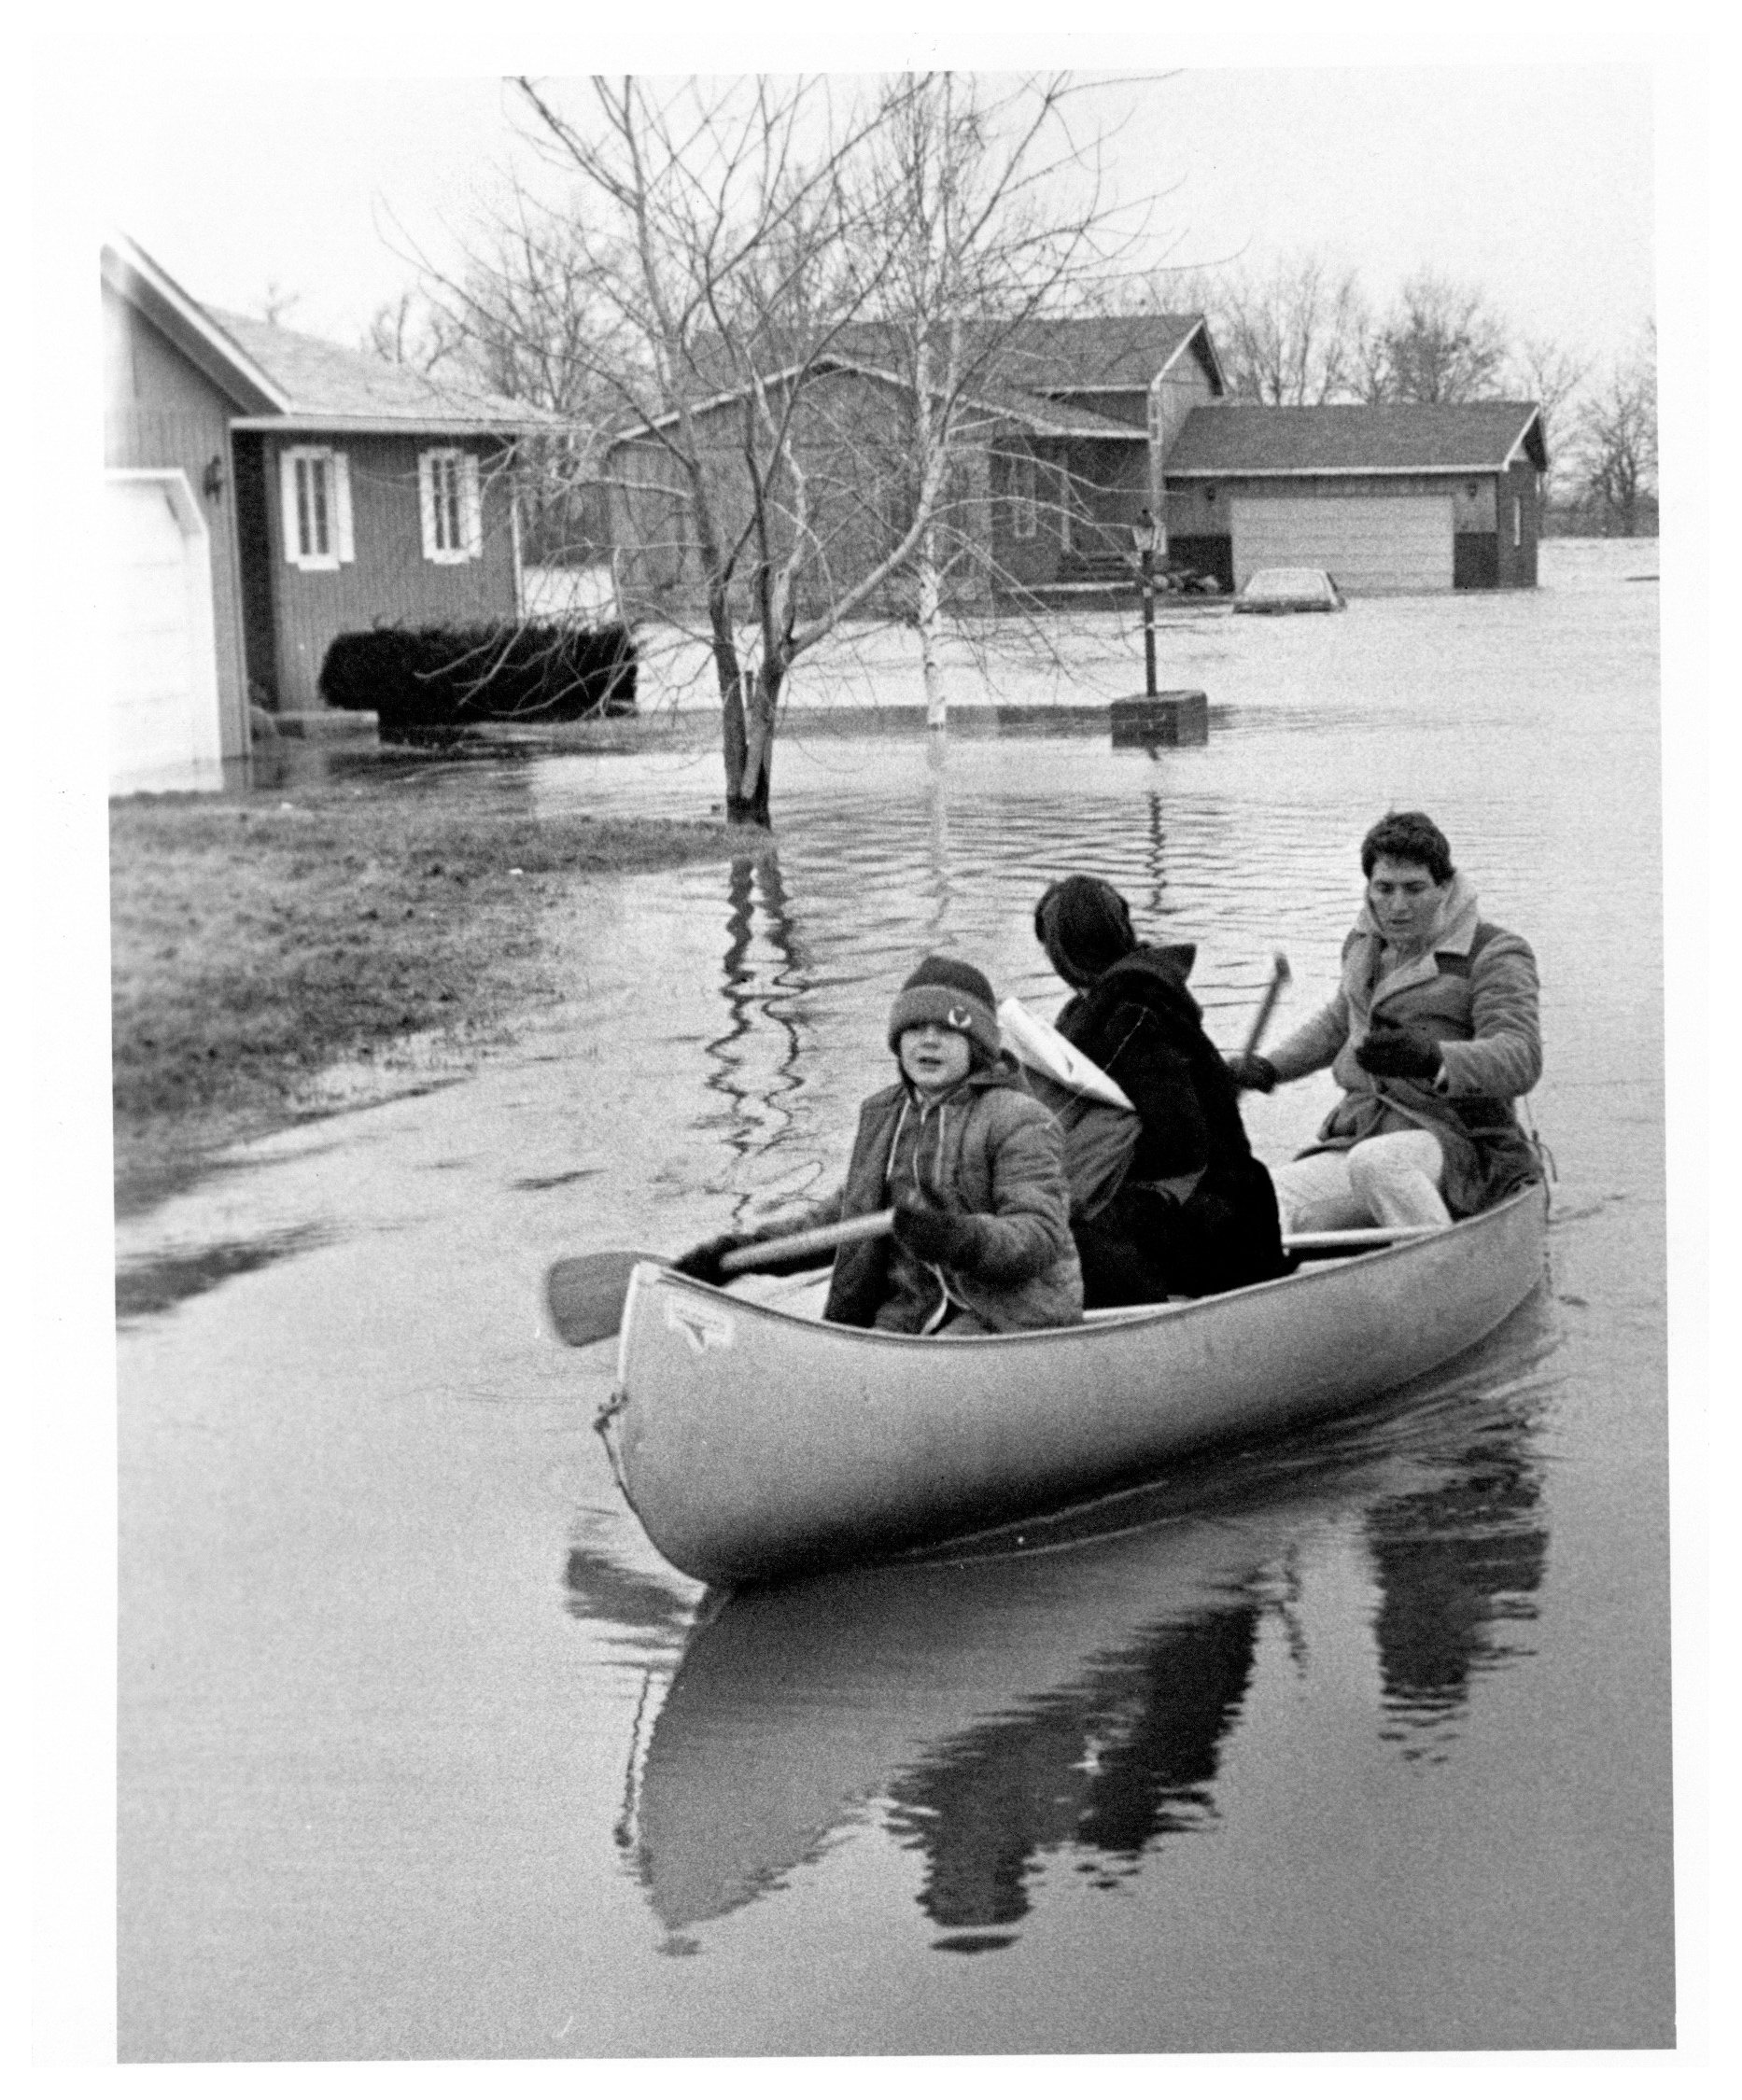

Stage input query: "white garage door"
[
  {"left": 105, "top": 472, "right": 222, "bottom": 792},
  {"left": 1230, "top": 493, "right": 1454, "bottom": 595}
]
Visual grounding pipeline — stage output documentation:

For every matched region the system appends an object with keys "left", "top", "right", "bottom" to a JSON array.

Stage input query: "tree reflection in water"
[{"left": 700, "top": 853, "right": 830, "bottom": 1224}]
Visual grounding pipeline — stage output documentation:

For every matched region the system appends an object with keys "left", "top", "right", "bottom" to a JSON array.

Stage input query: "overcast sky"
[{"left": 94, "top": 62, "right": 1655, "bottom": 377}]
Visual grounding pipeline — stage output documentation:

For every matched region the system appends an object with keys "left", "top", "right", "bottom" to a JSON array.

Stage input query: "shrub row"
[{"left": 318, "top": 623, "right": 637, "bottom": 729}]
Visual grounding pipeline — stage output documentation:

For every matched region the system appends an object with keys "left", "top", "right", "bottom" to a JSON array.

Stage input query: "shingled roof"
[
  {"left": 828, "top": 315, "right": 1218, "bottom": 396},
  {"left": 208, "top": 310, "right": 556, "bottom": 436},
  {"left": 1166, "top": 401, "right": 1548, "bottom": 476}
]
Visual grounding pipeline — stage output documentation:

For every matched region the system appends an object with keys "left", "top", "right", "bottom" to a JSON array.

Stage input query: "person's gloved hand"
[
  {"left": 1225, "top": 1052, "right": 1277, "bottom": 1093},
  {"left": 1355, "top": 1017, "right": 1442, "bottom": 1080},
  {"left": 892, "top": 1197, "right": 984, "bottom": 1271},
  {"left": 671, "top": 1231, "right": 752, "bottom": 1285}
]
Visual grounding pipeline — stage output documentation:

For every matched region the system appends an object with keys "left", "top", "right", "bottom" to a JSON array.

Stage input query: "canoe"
[{"left": 597, "top": 1180, "right": 1550, "bottom": 1587}]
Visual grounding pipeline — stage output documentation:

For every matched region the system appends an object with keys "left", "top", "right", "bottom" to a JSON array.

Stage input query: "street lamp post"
[{"left": 1131, "top": 509, "right": 1159, "bottom": 698}]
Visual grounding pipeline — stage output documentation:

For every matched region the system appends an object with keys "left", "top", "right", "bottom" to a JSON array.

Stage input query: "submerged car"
[{"left": 1231, "top": 567, "right": 1346, "bottom": 614}]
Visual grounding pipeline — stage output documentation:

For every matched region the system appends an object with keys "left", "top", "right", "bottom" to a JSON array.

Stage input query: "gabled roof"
[
  {"left": 607, "top": 352, "right": 1151, "bottom": 451},
  {"left": 102, "top": 232, "right": 289, "bottom": 417},
  {"left": 1166, "top": 401, "right": 1550, "bottom": 477},
  {"left": 826, "top": 314, "right": 1223, "bottom": 398},
  {"left": 212, "top": 311, "right": 557, "bottom": 436}
]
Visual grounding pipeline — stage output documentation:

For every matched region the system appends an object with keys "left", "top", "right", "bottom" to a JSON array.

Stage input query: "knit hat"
[
  {"left": 1034, "top": 875, "right": 1138, "bottom": 988},
  {"left": 886, "top": 955, "right": 1002, "bottom": 1066}
]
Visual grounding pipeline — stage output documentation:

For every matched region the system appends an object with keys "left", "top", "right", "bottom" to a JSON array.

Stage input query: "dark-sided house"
[
  {"left": 1162, "top": 401, "right": 1550, "bottom": 595},
  {"left": 103, "top": 232, "right": 553, "bottom": 789},
  {"left": 601, "top": 315, "right": 1226, "bottom": 620}
]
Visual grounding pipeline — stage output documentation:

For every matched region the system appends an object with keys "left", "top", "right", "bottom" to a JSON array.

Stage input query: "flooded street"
[{"left": 116, "top": 541, "right": 1673, "bottom": 2058}]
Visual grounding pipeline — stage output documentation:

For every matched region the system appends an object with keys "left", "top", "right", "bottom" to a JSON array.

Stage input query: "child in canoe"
[{"left": 673, "top": 955, "right": 1084, "bottom": 1335}]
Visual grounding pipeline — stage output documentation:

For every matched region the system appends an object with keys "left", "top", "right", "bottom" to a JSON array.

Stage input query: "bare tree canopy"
[
  {"left": 1204, "top": 255, "right": 1369, "bottom": 406},
  {"left": 433, "top": 71, "right": 1157, "bottom": 825},
  {"left": 1369, "top": 270, "right": 1511, "bottom": 405},
  {"left": 1570, "top": 323, "right": 1657, "bottom": 535}
]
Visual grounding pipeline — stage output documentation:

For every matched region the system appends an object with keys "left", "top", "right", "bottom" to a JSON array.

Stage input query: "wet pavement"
[{"left": 116, "top": 540, "right": 1672, "bottom": 2058}]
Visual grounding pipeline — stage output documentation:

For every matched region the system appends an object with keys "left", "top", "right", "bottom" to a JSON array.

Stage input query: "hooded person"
[
  {"left": 672, "top": 954, "right": 1083, "bottom": 1336},
  {"left": 1225, "top": 811, "right": 1542, "bottom": 1231},
  {"left": 1033, "top": 875, "right": 1288, "bottom": 1305}
]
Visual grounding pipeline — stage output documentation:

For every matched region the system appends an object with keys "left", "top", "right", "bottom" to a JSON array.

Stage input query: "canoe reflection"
[
  {"left": 632, "top": 1509, "right": 1281, "bottom": 1940},
  {"left": 627, "top": 1295, "right": 1559, "bottom": 1946}
]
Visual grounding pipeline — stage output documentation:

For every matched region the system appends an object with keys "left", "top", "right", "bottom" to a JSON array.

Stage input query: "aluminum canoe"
[{"left": 597, "top": 1180, "right": 1549, "bottom": 1586}]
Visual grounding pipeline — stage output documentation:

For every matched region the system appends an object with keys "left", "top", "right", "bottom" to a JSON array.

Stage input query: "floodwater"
[{"left": 116, "top": 541, "right": 1673, "bottom": 2059}]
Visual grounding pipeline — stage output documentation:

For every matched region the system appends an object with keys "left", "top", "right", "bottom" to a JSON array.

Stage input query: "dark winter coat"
[
  {"left": 1053, "top": 947, "right": 1287, "bottom": 1303},
  {"left": 741, "top": 1057, "right": 1083, "bottom": 1334},
  {"left": 1265, "top": 875, "right": 1543, "bottom": 1218}
]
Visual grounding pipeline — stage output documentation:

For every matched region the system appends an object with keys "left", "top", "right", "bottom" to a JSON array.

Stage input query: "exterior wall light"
[{"left": 203, "top": 455, "right": 227, "bottom": 502}]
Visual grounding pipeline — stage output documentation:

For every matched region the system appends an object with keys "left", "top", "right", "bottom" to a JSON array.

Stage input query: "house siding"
[
  {"left": 1496, "top": 456, "right": 1540, "bottom": 587},
  {"left": 103, "top": 284, "right": 251, "bottom": 757},
  {"left": 259, "top": 433, "right": 521, "bottom": 709},
  {"left": 1149, "top": 363, "right": 1217, "bottom": 518},
  {"left": 606, "top": 369, "right": 1000, "bottom": 621}
]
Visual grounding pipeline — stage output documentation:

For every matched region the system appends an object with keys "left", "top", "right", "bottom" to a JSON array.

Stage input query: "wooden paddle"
[
  {"left": 544, "top": 1209, "right": 896, "bottom": 1348},
  {"left": 1241, "top": 951, "right": 1291, "bottom": 1060}
]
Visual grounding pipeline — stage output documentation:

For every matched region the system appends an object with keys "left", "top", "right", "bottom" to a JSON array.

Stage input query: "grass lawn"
[{"left": 110, "top": 784, "right": 743, "bottom": 1216}]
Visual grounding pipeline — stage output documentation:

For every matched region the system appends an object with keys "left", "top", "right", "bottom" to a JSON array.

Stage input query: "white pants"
[{"left": 1271, "top": 1129, "right": 1452, "bottom": 1234}]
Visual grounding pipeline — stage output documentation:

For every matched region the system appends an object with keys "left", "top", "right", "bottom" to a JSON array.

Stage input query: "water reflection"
[
  {"left": 623, "top": 1284, "right": 1564, "bottom": 1953},
  {"left": 1364, "top": 1400, "right": 1549, "bottom": 1760},
  {"left": 700, "top": 854, "right": 827, "bottom": 1220},
  {"left": 885, "top": 1603, "right": 1259, "bottom": 1949}
]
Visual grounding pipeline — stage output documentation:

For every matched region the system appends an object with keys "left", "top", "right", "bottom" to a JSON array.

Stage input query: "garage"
[
  {"left": 1230, "top": 493, "right": 1454, "bottom": 595},
  {"left": 105, "top": 471, "right": 223, "bottom": 792}
]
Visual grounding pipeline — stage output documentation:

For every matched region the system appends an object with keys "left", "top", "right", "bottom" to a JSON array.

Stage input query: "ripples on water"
[
  {"left": 532, "top": 550, "right": 1669, "bottom": 2043},
  {"left": 118, "top": 546, "right": 1671, "bottom": 2057}
]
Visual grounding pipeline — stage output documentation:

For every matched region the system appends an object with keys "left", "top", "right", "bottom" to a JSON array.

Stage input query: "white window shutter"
[
  {"left": 334, "top": 453, "right": 355, "bottom": 563},
  {"left": 417, "top": 451, "right": 438, "bottom": 560},
  {"left": 459, "top": 454, "right": 482, "bottom": 557},
  {"left": 279, "top": 449, "right": 302, "bottom": 562}
]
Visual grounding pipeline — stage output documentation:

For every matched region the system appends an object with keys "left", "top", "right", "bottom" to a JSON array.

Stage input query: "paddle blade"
[{"left": 545, "top": 1251, "right": 664, "bottom": 1347}]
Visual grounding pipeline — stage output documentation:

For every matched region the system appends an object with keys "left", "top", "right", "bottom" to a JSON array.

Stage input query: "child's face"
[{"left": 899, "top": 1022, "right": 973, "bottom": 1095}]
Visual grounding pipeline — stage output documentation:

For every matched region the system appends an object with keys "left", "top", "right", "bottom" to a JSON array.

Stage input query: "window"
[
  {"left": 278, "top": 447, "right": 353, "bottom": 571},
  {"left": 419, "top": 449, "right": 483, "bottom": 563},
  {"left": 1010, "top": 451, "right": 1036, "bottom": 540},
  {"left": 1512, "top": 496, "right": 1523, "bottom": 550}
]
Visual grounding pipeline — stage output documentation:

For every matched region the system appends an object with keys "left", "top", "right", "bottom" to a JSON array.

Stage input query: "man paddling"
[{"left": 1227, "top": 811, "right": 1543, "bottom": 1233}]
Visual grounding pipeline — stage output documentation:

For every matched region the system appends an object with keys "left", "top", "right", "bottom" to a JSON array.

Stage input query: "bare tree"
[
  {"left": 1208, "top": 254, "right": 1369, "bottom": 406},
  {"left": 441, "top": 75, "right": 934, "bottom": 825},
  {"left": 1505, "top": 334, "right": 1587, "bottom": 505},
  {"left": 257, "top": 280, "right": 302, "bottom": 328},
  {"left": 834, "top": 73, "right": 1143, "bottom": 725},
  {"left": 363, "top": 289, "right": 458, "bottom": 372},
  {"left": 1369, "top": 270, "right": 1511, "bottom": 404},
  {"left": 1572, "top": 324, "right": 1657, "bottom": 535}
]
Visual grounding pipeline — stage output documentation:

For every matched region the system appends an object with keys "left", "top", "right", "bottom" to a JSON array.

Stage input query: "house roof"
[
  {"left": 103, "top": 233, "right": 289, "bottom": 417},
  {"left": 1166, "top": 401, "right": 1550, "bottom": 477},
  {"left": 825, "top": 314, "right": 1222, "bottom": 397},
  {"left": 606, "top": 352, "right": 1152, "bottom": 452},
  {"left": 208, "top": 310, "right": 558, "bottom": 436}
]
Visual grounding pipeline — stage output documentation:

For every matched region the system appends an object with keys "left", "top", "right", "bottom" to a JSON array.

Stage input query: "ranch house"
[
  {"left": 103, "top": 232, "right": 553, "bottom": 791},
  {"left": 600, "top": 315, "right": 1548, "bottom": 619}
]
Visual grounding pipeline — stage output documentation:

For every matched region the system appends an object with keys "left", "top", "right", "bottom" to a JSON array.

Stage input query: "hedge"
[{"left": 318, "top": 623, "right": 637, "bottom": 730}]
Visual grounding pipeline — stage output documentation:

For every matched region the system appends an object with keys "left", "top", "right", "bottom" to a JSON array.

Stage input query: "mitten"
[
  {"left": 892, "top": 1197, "right": 985, "bottom": 1270},
  {"left": 1354, "top": 1018, "right": 1442, "bottom": 1080},
  {"left": 1224, "top": 1052, "right": 1277, "bottom": 1093},
  {"left": 671, "top": 1231, "right": 752, "bottom": 1285}
]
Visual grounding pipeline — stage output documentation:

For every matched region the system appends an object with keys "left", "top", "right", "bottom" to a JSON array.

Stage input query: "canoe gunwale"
[
  {"left": 600, "top": 1180, "right": 1550, "bottom": 1585},
  {"left": 610, "top": 1179, "right": 1548, "bottom": 1365}
]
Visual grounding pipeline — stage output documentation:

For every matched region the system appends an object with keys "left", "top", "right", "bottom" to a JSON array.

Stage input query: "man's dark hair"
[{"left": 1360, "top": 811, "right": 1454, "bottom": 885}]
